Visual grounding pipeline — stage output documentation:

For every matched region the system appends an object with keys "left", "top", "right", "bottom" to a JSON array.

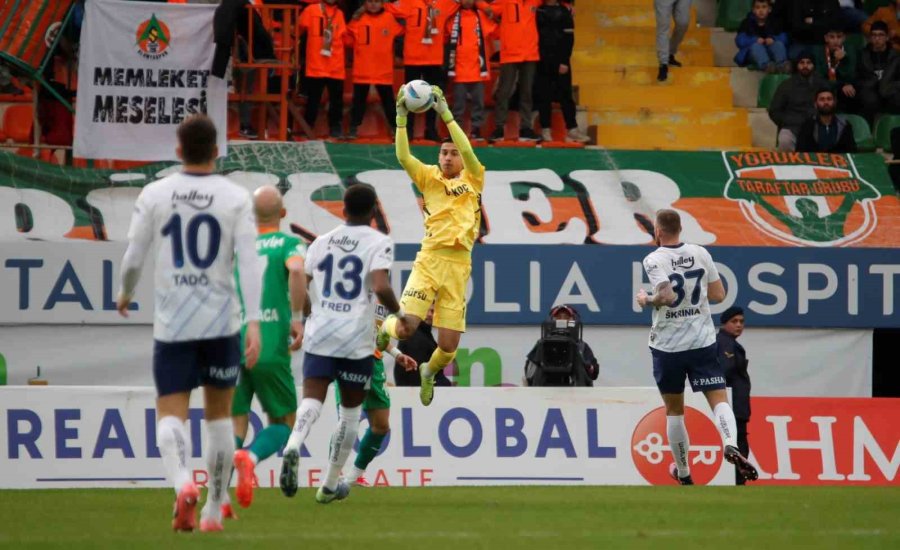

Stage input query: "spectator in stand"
[
  {"left": 386, "top": 0, "right": 460, "bottom": 142},
  {"left": 837, "top": 0, "right": 869, "bottom": 32},
  {"left": 767, "top": 0, "right": 792, "bottom": 35},
  {"left": 879, "top": 44, "right": 900, "bottom": 109},
  {"left": 857, "top": 21, "right": 900, "bottom": 123},
  {"left": 734, "top": 0, "right": 791, "bottom": 74},
  {"left": 862, "top": 0, "right": 900, "bottom": 51},
  {"left": 814, "top": 26, "right": 859, "bottom": 112},
  {"left": 789, "top": 0, "right": 840, "bottom": 60},
  {"left": 346, "top": 0, "right": 404, "bottom": 139},
  {"left": 488, "top": 0, "right": 541, "bottom": 142},
  {"left": 795, "top": 87, "right": 858, "bottom": 152},
  {"left": 889, "top": 128, "right": 900, "bottom": 194},
  {"left": 716, "top": 307, "right": 751, "bottom": 486},
  {"left": 654, "top": 0, "right": 691, "bottom": 82},
  {"left": 298, "top": 0, "right": 348, "bottom": 138},
  {"left": 768, "top": 51, "right": 827, "bottom": 151},
  {"left": 534, "top": 0, "right": 589, "bottom": 142},
  {"left": 445, "top": 0, "right": 497, "bottom": 141}
]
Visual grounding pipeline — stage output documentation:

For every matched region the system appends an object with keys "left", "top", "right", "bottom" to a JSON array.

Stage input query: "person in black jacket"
[
  {"left": 533, "top": 0, "right": 589, "bottom": 143},
  {"left": 396, "top": 306, "right": 453, "bottom": 387},
  {"left": 790, "top": 0, "right": 840, "bottom": 59},
  {"left": 856, "top": 21, "right": 900, "bottom": 124},
  {"left": 717, "top": 307, "right": 751, "bottom": 486},
  {"left": 795, "top": 87, "right": 858, "bottom": 152}
]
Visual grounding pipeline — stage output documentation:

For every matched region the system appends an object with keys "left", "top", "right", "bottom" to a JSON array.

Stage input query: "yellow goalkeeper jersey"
[{"left": 407, "top": 162, "right": 485, "bottom": 253}]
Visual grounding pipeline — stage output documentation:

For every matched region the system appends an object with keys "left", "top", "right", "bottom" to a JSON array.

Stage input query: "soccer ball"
[{"left": 403, "top": 80, "right": 434, "bottom": 113}]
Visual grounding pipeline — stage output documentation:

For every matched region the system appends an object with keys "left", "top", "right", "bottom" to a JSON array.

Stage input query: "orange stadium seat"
[{"left": 2, "top": 104, "right": 34, "bottom": 143}]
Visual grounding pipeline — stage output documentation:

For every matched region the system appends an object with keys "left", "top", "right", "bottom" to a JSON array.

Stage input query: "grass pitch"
[{"left": 0, "top": 487, "right": 897, "bottom": 549}]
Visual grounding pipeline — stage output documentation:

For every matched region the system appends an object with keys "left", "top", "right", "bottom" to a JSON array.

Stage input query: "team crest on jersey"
[
  {"left": 135, "top": 14, "right": 171, "bottom": 60},
  {"left": 722, "top": 151, "right": 880, "bottom": 247}
]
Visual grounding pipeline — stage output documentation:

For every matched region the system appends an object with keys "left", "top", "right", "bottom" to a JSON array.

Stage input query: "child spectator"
[
  {"left": 734, "top": 0, "right": 791, "bottom": 73},
  {"left": 862, "top": 0, "right": 900, "bottom": 51},
  {"left": 298, "top": 0, "right": 348, "bottom": 138},
  {"left": 387, "top": 0, "right": 460, "bottom": 141},
  {"left": 790, "top": 0, "right": 840, "bottom": 60},
  {"left": 856, "top": 21, "right": 899, "bottom": 123},
  {"left": 534, "top": 0, "right": 588, "bottom": 142},
  {"left": 445, "top": 0, "right": 496, "bottom": 140},
  {"left": 813, "top": 26, "right": 858, "bottom": 111},
  {"left": 346, "top": 0, "right": 403, "bottom": 139}
]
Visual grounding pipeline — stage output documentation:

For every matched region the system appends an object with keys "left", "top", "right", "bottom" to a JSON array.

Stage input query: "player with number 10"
[{"left": 116, "top": 115, "right": 264, "bottom": 532}]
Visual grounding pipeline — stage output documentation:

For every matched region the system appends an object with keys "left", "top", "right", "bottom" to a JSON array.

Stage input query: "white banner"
[
  {"left": 0, "top": 325, "right": 872, "bottom": 396},
  {"left": 73, "top": 0, "right": 227, "bottom": 161},
  {"left": 0, "top": 386, "right": 736, "bottom": 488}
]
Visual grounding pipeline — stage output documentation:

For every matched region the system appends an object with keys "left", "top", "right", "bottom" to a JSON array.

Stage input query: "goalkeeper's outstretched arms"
[
  {"left": 431, "top": 85, "right": 481, "bottom": 176},
  {"left": 395, "top": 86, "right": 426, "bottom": 179}
]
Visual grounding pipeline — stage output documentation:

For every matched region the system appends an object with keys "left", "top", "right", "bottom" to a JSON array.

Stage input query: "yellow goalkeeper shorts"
[{"left": 400, "top": 249, "right": 472, "bottom": 332}]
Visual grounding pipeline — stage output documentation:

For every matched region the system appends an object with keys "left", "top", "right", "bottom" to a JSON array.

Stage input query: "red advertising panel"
[{"left": 749, "top": 397, "right": 900, "bottom": 485}]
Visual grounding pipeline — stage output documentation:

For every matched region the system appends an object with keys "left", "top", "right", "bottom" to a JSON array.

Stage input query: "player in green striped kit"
[
  {"left": 228, "top": 186, "right": 308, "bottom": 515},
  {"left": 335, "top": 304, "right": 418, "bottom": 486}
]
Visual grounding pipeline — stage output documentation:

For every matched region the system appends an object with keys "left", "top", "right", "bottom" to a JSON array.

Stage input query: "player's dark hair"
[
  {"left": 344, "top": 183, "right": 377, "bottom": 220},
  {"left": 441, "top": 137, "right": 456, "bottom": 146},
  {"left": 177, "top": 115, "right": 217, "bottom": 165},
  {"left": 655, "top": 209, "right": 682, "bottom": 236}
]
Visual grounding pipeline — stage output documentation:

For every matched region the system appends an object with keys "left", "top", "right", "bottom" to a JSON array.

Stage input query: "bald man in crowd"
[{"left": 227, "top": 185, "right": 309, "bottom": 515}]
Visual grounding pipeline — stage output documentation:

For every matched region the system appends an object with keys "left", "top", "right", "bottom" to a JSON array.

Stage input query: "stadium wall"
[{"left": 2, "top": 387, "right": 897, "bottom": 488}]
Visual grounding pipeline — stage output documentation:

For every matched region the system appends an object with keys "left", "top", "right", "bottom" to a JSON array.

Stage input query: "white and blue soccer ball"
[{"left": 403, "top": 80, "right": 434, "bottom": 113}]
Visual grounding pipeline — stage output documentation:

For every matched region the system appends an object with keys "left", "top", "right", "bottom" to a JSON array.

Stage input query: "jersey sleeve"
[
  {"left": 119, "top": 190, "right": 155, "bottom": 298},
  {"left": 370, "top": 236, "right": 394, "bottom": 272},
  {"left": 234, "top": 198, "right": 263, "bottom": 322},
  {"left": 642, "top": 255, "right": 669, "bottom": 291},
  {"left": 703, "top": 248, "right": 721, "bottom": 283},
  {"left": 303, "top": 239, "right": 319, "bottom": 276}
]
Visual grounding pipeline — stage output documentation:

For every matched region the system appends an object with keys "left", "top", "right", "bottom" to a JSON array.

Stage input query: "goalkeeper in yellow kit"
[{"left": 377, "top": 84, "right": 484, "bottom": 406}]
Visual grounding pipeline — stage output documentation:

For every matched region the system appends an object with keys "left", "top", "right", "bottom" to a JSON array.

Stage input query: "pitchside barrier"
[{"left": 1, "top": 387, "right": 897, "bottom": 488}]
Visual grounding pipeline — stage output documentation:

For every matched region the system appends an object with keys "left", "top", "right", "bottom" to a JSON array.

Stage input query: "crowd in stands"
[
  {"left": 226, "top": 0, "right": 589, "bottom": 143},
  {"left": 742, "top": 0, "right": 900, "bottom": 151}
]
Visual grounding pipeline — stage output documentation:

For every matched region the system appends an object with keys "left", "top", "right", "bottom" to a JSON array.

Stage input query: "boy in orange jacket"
[
  {"left": 298, "top": 0, "right": 347, "bottom": 138},
  {"left": 445, "top": 0, "right": 497, "bottom": 141},
  {"left": 347, "top": 0, "right": 404, "bottom": 139}
]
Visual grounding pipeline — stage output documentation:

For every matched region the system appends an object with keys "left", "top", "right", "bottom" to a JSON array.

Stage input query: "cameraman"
[{"left": 524, "top": 305, "right": 599, "bottom": 387}]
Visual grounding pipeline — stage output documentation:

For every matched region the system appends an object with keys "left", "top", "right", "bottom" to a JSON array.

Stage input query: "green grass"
[{"left": 0, "top": 487, "right": 898, "bottom": 549}]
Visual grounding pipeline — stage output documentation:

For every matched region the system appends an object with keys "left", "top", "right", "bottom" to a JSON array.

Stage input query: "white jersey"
[
  {"left": 303, "top": 224, "right": 394, "bottom": 359},
  {"left": 642, "top": 243, "right": 720, "bottom": 353},
  {"left": 119, "top": 172, "right": 262, "bottom": 342}
]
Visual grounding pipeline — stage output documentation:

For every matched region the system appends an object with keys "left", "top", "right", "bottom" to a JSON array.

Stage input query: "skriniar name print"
[{"left": 91, "top": 68, "right": 211, "bottom": 125}]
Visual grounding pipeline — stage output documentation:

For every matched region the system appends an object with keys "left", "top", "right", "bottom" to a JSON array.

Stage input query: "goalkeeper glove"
[
  {"left": 431, "top": 85, "right": 453, "bottom": 123},
  {"left": 396, "top": 86, "right": 408, "bottom": 128}
]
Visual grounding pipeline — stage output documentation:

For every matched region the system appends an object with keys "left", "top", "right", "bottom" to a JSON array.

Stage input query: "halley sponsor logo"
[
  {"left": 171, "top": 190, "right": 213, "bottom": 210},
  {"left": 671, "top": 256, "right": 694, "bottom": 270},
  {"left": 631, "top": 406, "right": 723, "bottom": 485},
  {"left": 328, "top": 235, "right": 358, "bottom": 253},
  {"left": 723, "top": 151, "right": 881, "bottom": 247}
]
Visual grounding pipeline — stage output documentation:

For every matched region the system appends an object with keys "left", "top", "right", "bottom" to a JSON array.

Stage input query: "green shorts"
[
  {"left": 335, "top": 357, "right": 390, "bottom": 411},
  {"left": 232, "top": 361, "right": 297, "bottom": 419}
]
